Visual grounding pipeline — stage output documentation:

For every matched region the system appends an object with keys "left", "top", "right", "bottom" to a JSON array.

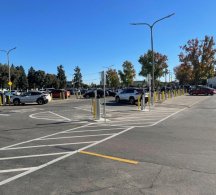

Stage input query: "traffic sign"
[{"left": 8, "top": 81, "right": 12, "bottom": 86}]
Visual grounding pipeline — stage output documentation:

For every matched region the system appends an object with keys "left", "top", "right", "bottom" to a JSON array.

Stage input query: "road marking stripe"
[
  {"left": 0, "top": 126, "right": 133, "bottom": 186},
  {"left": 0, "top": 123, "right": 92, "bottom": 150},
  {"left": 63, "top": 128, "right": 125, "bottom": 134},
  {"left": 0, "top": 167, "right": 36, "bottom": 173},
  {"left": 0, "top": 152, "right": 72, "bottom": 161},
  {"left": 39, "top": 133, "right": 115, "bottom": 140},
  {"left": 79, "top": 150, "right": 138, "bottom": 164},
  {"left": 0, "top": 114, "right": 10, "bottom": 116},
  {"left": 1, "top": 141, "right": 97, "bottom": 150}
]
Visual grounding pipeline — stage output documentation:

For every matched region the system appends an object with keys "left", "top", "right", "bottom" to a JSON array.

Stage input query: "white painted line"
[
  {"left": 0, "top": 114, "right": 10, "bottom": 116},
  {"left": 0, "top": 126, "right": 133, "bottom": 186},
  {"left": 0, "top": 97, "right": 206, "bottom": 186},
  {"left": 29, "top": 111, "right": 71, "bottom": 122},
  {"left": 1, "top": 141, "right": 96, "bottom": 150},
  {"left": 48, "top": 111, "right": 71, "bottom": 121},
  {"left": 39, "top": 133, "right": 115, "bottom": 140},
  {"left": 63, "top": 128, "right": 125, "bottom": 134},
  {"left": 0, "top": 167, "right": 36, "bottom": 173},
  {"left": 0, "top": 123, "right": 92, "bottom": 150},
  {"left": 0, "top": 152, "right": 72, "bottom": 161}
]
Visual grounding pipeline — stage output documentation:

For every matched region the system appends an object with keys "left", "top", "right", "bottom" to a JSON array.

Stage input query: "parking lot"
[{"left": 0, "top": 94, "right": 215, "bottom": 194}]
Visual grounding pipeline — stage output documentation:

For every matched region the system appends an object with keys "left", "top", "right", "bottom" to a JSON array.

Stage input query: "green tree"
[
  {"left": 35, "top": 70, "right": 46, "bottom": 89},
  {"left": 138, "top": 50, "right": 168, "bottom": 85},
  {"left": 27, "top": 67, "right": 36, "bottom": 89},
  {"left": 0, "top": 63, "right": 8, "bottom": 89},
  {"left": 118, "top": 61, "right": 136, "bottom": 87},
  {"left": 44, "top": 73, "right": 59, "bottom": 88},
  {"left": 57, "top": 65, "right": 66, "bottom": 89},
  {"left": 178, "top": 36, "right": 216, "bottom": 85},
  {"left": 15, "top": 65, "right": 28, "bottom": 90},
  {"left": 106, "top": 68, "right": 119, "bottom": 88},
  {"left": 73, "top": 66, "right": 82, "bottom": 88}
]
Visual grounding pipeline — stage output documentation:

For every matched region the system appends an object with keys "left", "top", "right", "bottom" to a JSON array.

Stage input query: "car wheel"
[
  {"left": 129, "top": 97, "right": 135, "bottom": 105},
  {"left": 86, "top": 95, "right": 90, "bottom": 98},
  {"left": 13, "top": 99, "right": 20, "bottom": 106},
  {"left": 115, "top": 96, "right": 120, "bottom": 103},
  {"left": 37, "top": 98, "right": 44, "bottom": 105}
]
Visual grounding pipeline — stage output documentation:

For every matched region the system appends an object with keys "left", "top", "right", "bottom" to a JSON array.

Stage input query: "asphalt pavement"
[{"left": 0, "top": 95, "right": 216, "bottom": 194}]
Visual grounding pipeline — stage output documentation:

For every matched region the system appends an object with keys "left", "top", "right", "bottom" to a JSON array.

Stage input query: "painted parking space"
[{"left": 0, "top": 95, "right": 209, "bottom": 186}]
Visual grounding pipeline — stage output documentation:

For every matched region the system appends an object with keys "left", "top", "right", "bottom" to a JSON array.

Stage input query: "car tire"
[
  {"left": 86, "top": 95, "right": 90, "bottom": 98},
  {"left": 115, "top": 96, "right": 120, "bottom": 103},
  {"left": 37, "top": 98, "right": 44, "bottom": 105},
  {"left": 129, "top": 97, "right": 135, "bottom": 105},
  {"left": 13, "top": 99, "right": 20, "bottom": 106}
]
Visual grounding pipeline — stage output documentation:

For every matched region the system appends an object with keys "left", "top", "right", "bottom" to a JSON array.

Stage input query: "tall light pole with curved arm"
[
  {"left": 131, "top": 13, "right": 175, "bottom": 106},
  {"left": 0, "top": 47, "right": 17, "bottom": 91}
]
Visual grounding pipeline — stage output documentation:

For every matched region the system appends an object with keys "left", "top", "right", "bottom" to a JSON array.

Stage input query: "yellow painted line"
[{"left": 79, "top": 150, "right": 138, "bottom": 165}]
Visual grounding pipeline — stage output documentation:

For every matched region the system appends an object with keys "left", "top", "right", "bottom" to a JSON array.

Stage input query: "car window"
[{"left": 31, "top": 92, "right": 41, "bottom": 95}]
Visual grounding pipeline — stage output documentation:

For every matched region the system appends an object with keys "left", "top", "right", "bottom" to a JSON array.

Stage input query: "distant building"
[{"left": 207, "top": 77, "right": 216, "bottom": 88}]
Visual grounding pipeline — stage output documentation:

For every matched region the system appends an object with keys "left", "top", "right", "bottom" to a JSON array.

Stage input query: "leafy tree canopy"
[{"left": 118, "top": 61, "right": 136, "bottom": 87}]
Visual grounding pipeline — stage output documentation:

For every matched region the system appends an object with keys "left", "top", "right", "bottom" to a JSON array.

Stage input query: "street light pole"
[
  {"left": 0, "top": 47, "right": 17, "bottom": 91},
  {"left": 131, "top": 13, "right": 174, "bottom": 106}
]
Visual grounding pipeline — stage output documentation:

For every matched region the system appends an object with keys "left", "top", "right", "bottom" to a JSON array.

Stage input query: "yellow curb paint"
[{"left": 79, "top": 150, "right": 138, "bottom": 165}]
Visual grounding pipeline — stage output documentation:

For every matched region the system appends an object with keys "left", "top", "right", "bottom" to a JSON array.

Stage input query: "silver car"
[{"left": 10, "top": 91, "right": 50, "bottom": 105}]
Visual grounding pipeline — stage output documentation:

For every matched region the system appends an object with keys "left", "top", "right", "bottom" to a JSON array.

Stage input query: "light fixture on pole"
[
  {"left": 130, "top": 13, "right": 175, "bottom": 106},
  {"left": 0, "top": 47, "right": 17, "bottom": 92}
]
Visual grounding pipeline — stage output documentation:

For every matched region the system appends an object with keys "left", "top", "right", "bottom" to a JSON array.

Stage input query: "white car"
[
  {"left": 10, "top": 91, "right": 50, "bottom": 105},
  {"left": 115, "top": 88, "right": 149, "bottom": 105}
]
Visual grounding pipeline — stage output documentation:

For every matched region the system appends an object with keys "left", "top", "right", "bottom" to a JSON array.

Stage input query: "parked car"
[
  {"left": 106, "top": 90, "right": 116, "bottom": 97},
  {"left": 189, "top": 86, "right": 214, "bottom": 95},
  {"left": 83, "top": 89, "right": 108, "bottom": 98},
  {"left": 115, "top": 88, "right": 148, "bottom": 105},
  {"left": 10, "top": 91, "right": 50, "bottom": 105},
  {"left": 51, "top": 89, "right": 70, "bottom": 98}
]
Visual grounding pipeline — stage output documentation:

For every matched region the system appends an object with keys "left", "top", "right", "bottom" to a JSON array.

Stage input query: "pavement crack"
[{"left": 149, "top": 166, "right": 163, "bottom": 189}]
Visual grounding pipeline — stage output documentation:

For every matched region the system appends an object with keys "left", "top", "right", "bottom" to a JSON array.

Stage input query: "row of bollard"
[
  {"left": 90, "top": 88, "right": 188, "bottom": 119},
  {"left": 0, "top": 94, "right": 11, "bottom": 106},
  {"left": 137, "top": 88, "right": 187, "bottom": 111}
]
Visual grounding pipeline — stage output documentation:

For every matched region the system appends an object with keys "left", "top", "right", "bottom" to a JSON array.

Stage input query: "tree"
[
  {"left": 118, "top": 61, "right": 136, "bottom": 87},
  {"left": 73, "top": 66, "right": 82, "bottom": 88},
  {"left": 27, "top": 67, "right": 36, "bottom": 89},
  {"left": 34, "top": 70, "right": 46, "bottom": 89},
  {"left": 138, "top": 50, "right": 168, "bottom": 85},
  {"left": 174, "top": 63, "right": 193, "bottom": 85},
  {"left": 45, "top": 74, "right": 59, "bottom": 88},
  {"left": 0, "top": 63, "right": 9, "bottom": 89},
  {"left": 106, "top": 68, "right": 119, "bottom": 88},
  {"left": 178, "top": 36, "right": 216, "bottom": 85},
  {"left": 15, "top": 65, "right": 28, "bottom": 90},
  {"left": 57, "top": 65, "right": 66, "bottom": 89}
]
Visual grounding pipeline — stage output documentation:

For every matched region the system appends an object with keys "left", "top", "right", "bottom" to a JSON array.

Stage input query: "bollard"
[
  {"left": 162, "top": 91, "right": 165, "bottom": 101},
  {"left": 96, "top": 98, "right": 100, "bottom": 120},
  {"left": 92, "top": 99, "right": 96, "bottom": 119},
  {"left": 154, "top": 92, "right": 157, "bottom": 103},
  {"left": 168, "top": 91, "right": 171, "bottom": 99},
  {"left": 2, "top": 94, "right": 6, "bottom": 105},
  {"left": 137, "top": 95, "right": 141, "bottom": 110},
  {"left": 165, "top": 92, "right": 167, "bottom": 100},
  {"left": 0, "top": 95, "right": 2, "bottom": 106},
  {"left": 75, "top": 92, "right": 78, "bottom": 99},
  {"left": 141, "top": 93, "right": 146, "bottom": 111},
  {"left": 148, "top": 93, "right": 150, "bottom": 106}
]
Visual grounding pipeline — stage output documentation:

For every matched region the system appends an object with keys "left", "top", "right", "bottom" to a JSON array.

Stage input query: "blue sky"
[{"left": 0, "top": 0, "right": 216, "bottom": 84}]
